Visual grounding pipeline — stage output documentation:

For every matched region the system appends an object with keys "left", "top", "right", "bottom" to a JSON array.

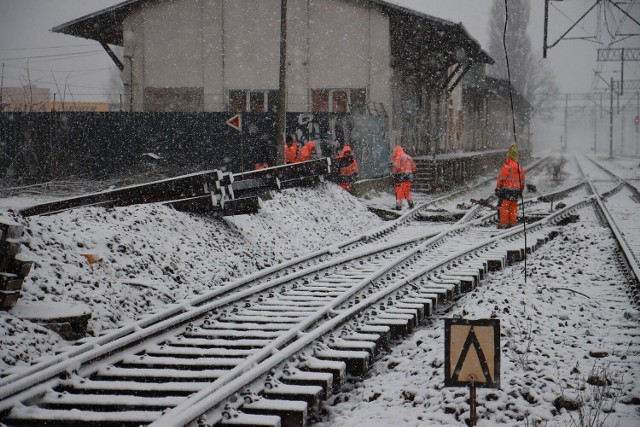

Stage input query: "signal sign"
[
  {"left": 226, "top": 114, "right": 242, "bottom": 132},
  {"left": 635, "top": 115, "right": 639, "bottom": 125},
  {"left": 444, "top": 318, "right": 500, "bottom": 388}
]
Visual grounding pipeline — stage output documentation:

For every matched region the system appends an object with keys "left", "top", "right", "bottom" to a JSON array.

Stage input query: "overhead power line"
[
  {"left": 0, "top": 50, "right": 103, "bottom": 61},
  {"left": 0, "top": 44, "right": 96, "bottom": 52}
]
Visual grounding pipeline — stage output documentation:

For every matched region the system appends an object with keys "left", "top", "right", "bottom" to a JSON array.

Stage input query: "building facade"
[{"left": 54, "top": 0, "right": 493, "bottom": 155}]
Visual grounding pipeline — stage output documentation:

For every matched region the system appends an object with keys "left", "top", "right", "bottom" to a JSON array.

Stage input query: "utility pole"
[
  {"left": 636, "top": 92, "right": 639, "bottom": 156},
  {"left": 276, "top": 0, "right": 288, "bottom": 165},
  {"left": 564, "top": 93, "right": 568, "bottom": 151},
  {"left": 0, "top": 63, "right": 4, "bottom": 111},
  {"left": 610, "top": 77, "right": 614, "bottom": 158},
  {"left": 621, "top": 104, "right": 625, "bottom": 156},
  {"left": 125, "top": 55, "right": 133, "bottom": 112},
  {"left": 593, "top": 99, "right": 597, "bottom": 154}
]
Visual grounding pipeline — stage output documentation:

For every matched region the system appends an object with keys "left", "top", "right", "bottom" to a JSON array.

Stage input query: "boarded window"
[
  {"left": 250, "top": 92, "right": 264, "bottom": 112},
  {"left": 229, "top": 90, "right": 278, "bottom": 112},
  {"left": 351, "top": 89, "right": 367, "bottom": 113},
  {"left": 312, "top": 90, "right": 330, "bottom": 112},
  {"left": 267, "top": 91, "right": 279, "bottom": 113},
  {"left": 229, "top": 90, "right": 246, "bottom": 113},
  {"left": 311, "top": 88, "right": 367, "bottom": 113},
  {"left": 144, "top": 87, "right": 204, "bottom": 112}
]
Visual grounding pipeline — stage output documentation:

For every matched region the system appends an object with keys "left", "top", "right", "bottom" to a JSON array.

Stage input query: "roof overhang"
[{"left": 51, "top": 0, "right": 148, "bottom": 46}]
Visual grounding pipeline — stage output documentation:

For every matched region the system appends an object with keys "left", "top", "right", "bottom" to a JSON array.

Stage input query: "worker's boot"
[
  {"left": 393, "top": 203, "right": 402, "bottom": 211},
  {"left": 408, "top": 201, "right": 415, "bottom": 209}
]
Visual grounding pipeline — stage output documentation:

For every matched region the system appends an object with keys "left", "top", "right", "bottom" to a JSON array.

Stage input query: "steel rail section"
[
  {"left": 0, "top": 155, "right": 559, "bottom": 423},
  {"left": 158, "top": 197, "right": 597, "bottom": 427}
]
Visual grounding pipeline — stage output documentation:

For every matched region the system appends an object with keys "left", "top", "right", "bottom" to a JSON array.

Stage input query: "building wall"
[{"left": 122, "top": 0, "right": 392, "bottom": 115}]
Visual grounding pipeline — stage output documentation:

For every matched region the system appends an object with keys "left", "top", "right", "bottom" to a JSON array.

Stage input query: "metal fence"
[{"left": 0, "top": 112, "right": 388, "bottom": 183}]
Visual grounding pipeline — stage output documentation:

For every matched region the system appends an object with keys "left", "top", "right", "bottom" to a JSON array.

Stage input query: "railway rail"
[{"left": 1, "top": 154, "right": 638, "bottom": 427}]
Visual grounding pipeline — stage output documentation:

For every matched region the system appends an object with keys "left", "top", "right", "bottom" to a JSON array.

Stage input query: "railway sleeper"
[
  {"left": 393, "top": 302, "right": 426, "bottom": 323},
  {"left": 281, "top": 368, "right": 334, "bottom": 400},
  {"left": 36, "top": 390, "right": 181, "bottom": 412},
  {"left": 4, "top": 407, "right": 160, "bottom": 427},
  {"left": 144, "top": 346, "right": 256, "bottom": 359},
  {"left": 414, "top": 287, "right": 449, "bottom": 303},
  {"left": 298, "top": 356, "right": 347, "bottom": 392},
  {"left": 456, "top": 266, "right": 485, "bottom": 281},
  {"left": 91, "top": 366, "right": 228, "bottom": 382},
  {"left": 167, "top": 337, "right": 273, "bottom": 349},
  {"left": 186, "top": 329, "right": 282, "bottom": 339},
  {"left": 482, "top": 256, "right": 505, "bottom": 272},
  {"left": 366, "top": 315, "right": 412, "bottom": 339},
  {"left": 341, "top": 332, "right": 387, "bottom": 352},
  {"left": 261, "top": 383, "right": 323, "bottom": 415},
  {"left": 506, "top": 248, "right": 525, "bottom": 265},
  {"left": 426, "top": 279, "right": 459, "bottom": 296},
  {"left": 401, "top": 296, "right": 435, "bottom": 316},
  {"left": 354, "top": 325, "right": 391, "bottom": 350},
  {"left": 241, "top": 398, "right": 307, "bottom": 427},
  {"left": 314, "top": 348, "right": 370, "bottom": 377},
  {"left": 381, "top": 307, "right": 420, "bottom": 329},
  {"left": 328, "top": 338, "right": 378, "bottom": 358},
  {"left": 217, "top": 411, "right": 281, "bottom": 427},
  {"left": 439, "top": 274, "right": 476, "bottom": 293},
  {"left": 56, "top": 378, "right": 204, "bottom": 398},
  {"left": 119, "top": 355, "right": 244, "bottom": 369}
]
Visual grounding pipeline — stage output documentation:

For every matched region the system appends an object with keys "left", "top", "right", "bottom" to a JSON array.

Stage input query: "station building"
[{"left": 53, "top": 0, "right": 499, "bottom": 156}]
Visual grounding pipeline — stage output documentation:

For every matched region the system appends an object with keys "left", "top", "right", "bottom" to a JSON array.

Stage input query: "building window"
[
  {"left": 144, "top": 87, "right": 204, "bottom": 112},
  {"left": 311, "top": 88, "right": 367, "bottom": 113},
  {"left": 229, "top": 90, "right": 279, "bottom": 113}
]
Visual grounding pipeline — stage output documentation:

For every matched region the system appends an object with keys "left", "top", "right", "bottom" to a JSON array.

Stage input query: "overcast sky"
[{"left": 0, "top": 0, "right": 638, "bottom": 141}]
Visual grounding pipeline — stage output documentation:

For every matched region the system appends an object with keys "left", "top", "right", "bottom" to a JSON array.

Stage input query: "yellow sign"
[{"left": 444, "top": 319, "right": 500, "bottom": 388}]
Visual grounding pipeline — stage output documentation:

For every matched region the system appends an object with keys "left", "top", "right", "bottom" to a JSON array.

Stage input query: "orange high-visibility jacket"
[
  {"left": 496, "top": 158, "right": 525, "bottom": 201},
  {"left": 285, "top": 142, "right": 299, "bottom": 164},
  {"left": 338, "top": 146, "right": 358, "bottom": 177},
  {"left": 392, "top": 146, "right": 416, "bottom": 183},
  {"left": 496, "top": 158, "right": 525, "bottom": 192},
  {"left": 296, "top": 141, "right": 316, "bottom": 162}
]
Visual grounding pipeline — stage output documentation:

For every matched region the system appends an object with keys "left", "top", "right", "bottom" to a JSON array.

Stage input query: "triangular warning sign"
[
  {"left": 444, "top": 319, "right": 500, "bottom": 388},
  {"left": 226, "top": 114, "right": 242, "bottom": 132}
]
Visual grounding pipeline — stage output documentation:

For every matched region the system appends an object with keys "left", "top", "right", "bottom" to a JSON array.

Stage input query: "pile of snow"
[
  {"left": 316, "top": 207, "right": 640, "bottom": 426},
  {"left": 0, "top": 184, "right": 382, "bottom": 372}
]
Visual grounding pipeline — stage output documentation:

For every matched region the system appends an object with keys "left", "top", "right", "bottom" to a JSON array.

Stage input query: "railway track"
[{"left": 2, "top": 154, "right": 638, "bottom": 427}]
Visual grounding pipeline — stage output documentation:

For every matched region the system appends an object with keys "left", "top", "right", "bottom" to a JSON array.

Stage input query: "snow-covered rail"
[
  {"left": 0, "top": 179, "right": 592, "bottom": 426},
  {"left": 580, "top": 157, "right": 640, "bottom": 302}
]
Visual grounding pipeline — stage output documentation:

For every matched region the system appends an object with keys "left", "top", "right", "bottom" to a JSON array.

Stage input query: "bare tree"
[
  {"left": 106, "top": 68, "right": 124, "bottom": 110},
  {"left": 487, "top": 0, "right": 558, "bottom": 120}
]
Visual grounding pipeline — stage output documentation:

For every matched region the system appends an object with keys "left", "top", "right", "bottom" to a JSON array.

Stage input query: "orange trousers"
[
  {"left": 395, "top": 182, "right": 413, "bottom": 203},
  {"left": 499, "top": 199, "right": 518, "bottom": 227}
]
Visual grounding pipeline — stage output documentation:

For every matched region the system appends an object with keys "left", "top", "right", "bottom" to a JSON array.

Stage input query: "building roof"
[{"left": 52, "top": 0, "right": 492, "bottom": 64}]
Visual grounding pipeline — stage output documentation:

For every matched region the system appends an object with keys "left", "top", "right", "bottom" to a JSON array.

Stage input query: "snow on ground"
[
  {"left": 0, "top": 184, "right": 381, "bottom": 372},
  {"left": 315, "top": 206, "right": 640, "bottom": 427},
  {"left": 1, "top": 152, "right": 639, "bottom": 427}
]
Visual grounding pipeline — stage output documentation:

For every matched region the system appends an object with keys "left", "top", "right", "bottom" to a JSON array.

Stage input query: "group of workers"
[{"left": 256, "top": 135, "right": 525, "bottom": 228}]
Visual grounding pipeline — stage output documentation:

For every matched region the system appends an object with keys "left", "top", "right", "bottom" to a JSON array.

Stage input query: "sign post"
[
  {"left": 226, "top": 114, "right": 243, "bottom": 172},
  {"left": 444, "top": 318, "right": 500, "bottom": 426}
]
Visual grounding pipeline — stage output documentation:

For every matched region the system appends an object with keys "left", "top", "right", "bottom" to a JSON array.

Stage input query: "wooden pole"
[
  {"left": 469, "top": 382, "right": 477, "bottom": 426},
  {"left": 276, "top": 0, "right": 288, "bottom": 165}
]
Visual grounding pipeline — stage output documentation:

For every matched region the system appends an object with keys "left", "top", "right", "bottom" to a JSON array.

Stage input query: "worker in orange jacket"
[
  {"left": 495, "top": 143, "right": 525, "bottom": 228},
  {"left": 336, "top": 145, "right": 358, "bottom": 192},
  {"left": 392, "top": 146, "right": 417, "bottom": 210},
  {"left": 285, "top": 135, "right": 299, "bottom": 164},
  {"left": 295, "top": 140, "right": 317, "bottom": 162}
]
